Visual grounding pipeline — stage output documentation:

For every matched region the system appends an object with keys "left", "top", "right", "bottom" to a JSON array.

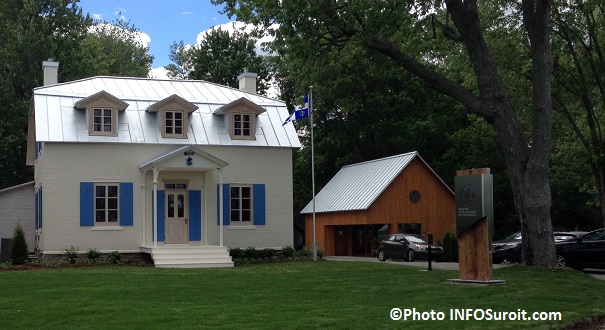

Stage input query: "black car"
[
  {"left": 492, "top": 232, "right": 522, "bottom": 264},
  {"left": 556, "top": 228, "right": 605, "bottom": 270},
  {"left": 377, "top": 234, "right": 444, "bottom": 262}
]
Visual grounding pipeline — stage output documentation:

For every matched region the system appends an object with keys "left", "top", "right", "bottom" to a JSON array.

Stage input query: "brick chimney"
[
  {"left": 42, "top": 59, "right": 59, "bottom": 86},
  {"left": 237, "top": 68, "right": 257, "bottom": 94}
]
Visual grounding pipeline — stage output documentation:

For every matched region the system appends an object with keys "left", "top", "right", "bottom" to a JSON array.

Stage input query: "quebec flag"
[{"left": 282, "top": 95, "right": 310, "bottom": 125}]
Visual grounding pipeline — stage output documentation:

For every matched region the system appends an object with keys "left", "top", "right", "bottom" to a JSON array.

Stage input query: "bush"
[
  {"left": 86, "top": 249, "right": 101, "bottom": 263},
  {"left": 65, "top": 246, "right": 79, "bottom": 264},
  {"left": 257, "top": 248, "right": 277, "bottom": 260},
  {"left": 108, "top": 251, "right": 122, "bottom": 265},
  {"left": 296, "top": 246, "right": 313, "bottom": 258},
  {"left": 439, "top": 231, "right": 459, "bottom": 262},
  {"left": 244, "top": 246, "right": 258, "bottom": 259},
  {"left": 281, "top": 246, "right": 296, "bottom": 258},
  {"left": 229, "top": 247, "right": 245, "bottom": 259},
  {"left": 10, "top": 223, "right": 29, "bottom": 265}
]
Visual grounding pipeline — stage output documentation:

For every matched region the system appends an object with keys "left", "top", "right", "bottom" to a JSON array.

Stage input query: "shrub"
[
  {"left": 439, "top": 231, "right": 459, "bottom": 262},
  {"left": 10, "top": 223, "right": 29, "bottom": 265},
  {"left": 296, "top": 246, "right": 313, "bottom": 258},
  {"left": 108, "top": 251, "right": 122, "bottom": 265},
  {"left": 257, "top": 248, "right": 277, "bottom": 260},
  {"left": 244, "top": 246, "right": 258, "bottom": 259},
  {"left": 86, "top": 249, "right": 101, "bottom": 263},
  {"left": 229, "top": 247, "right": 245, "bottom": 259},
  {"left": 281, "top": 246, "right": 296, "bottom": 258},
  {"left": 65, "top": 245, "right": 79, "bottom": 264}
]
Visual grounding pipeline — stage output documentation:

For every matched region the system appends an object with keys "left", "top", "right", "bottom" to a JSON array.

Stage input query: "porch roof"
[{"left": 138, "top": 145, "right": 229, "bottom": 172}]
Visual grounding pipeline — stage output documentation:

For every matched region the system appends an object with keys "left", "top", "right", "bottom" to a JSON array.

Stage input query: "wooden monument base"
[{"left": 458, "top": 216, "right": 492, "bottom": 281}]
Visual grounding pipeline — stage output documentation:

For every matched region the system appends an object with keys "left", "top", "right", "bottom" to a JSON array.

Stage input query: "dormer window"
[
  {"left": 74, "top": 90, "right": 129, "bottom": 137},
  {"left": 233, "top": 113, "right": 251, "bottom": 138},
  {"left": 93, "top": 108, "right": 115, "bottom": 135},
  {"left": 147, "top": 95, "right": 198, "bottom": 139},
  {"left": 213, "top": 97, "right": 266, "bottom": 141}
]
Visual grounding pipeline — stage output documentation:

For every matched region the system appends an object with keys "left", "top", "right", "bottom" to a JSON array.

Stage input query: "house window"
[
  {"left": 164, "top": 110, "right": 186, "bottom": 138},
  {"left": 232, "top": 113, "right": 252, "bottom": 139},
  {"left": 95, "top": 183, "right": 119, "bottom": 225},
  {"left": 89, "top": 108, "right": 117, "bottom": 136},
  {"left": 230, "top": 185, "right": 252, "bottom": 223}
]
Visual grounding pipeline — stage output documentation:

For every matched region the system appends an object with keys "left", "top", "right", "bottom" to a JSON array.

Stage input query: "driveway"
[{"left": 325, "top": 256, "right": 605, "bottom": 280}]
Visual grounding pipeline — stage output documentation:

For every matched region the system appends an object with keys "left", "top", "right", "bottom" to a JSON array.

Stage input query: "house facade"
[
  {"left": 301, "top": 152, "right": 455, "bottom": 256},
  {"left": 27, "top": 62, "right": 300, "bottom": 267},
  {"left": 0, "top": 182, "right": 35, "bottom": 259}
]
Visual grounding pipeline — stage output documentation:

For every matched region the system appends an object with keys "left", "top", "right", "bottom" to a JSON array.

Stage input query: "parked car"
[
  {"left": 377, "top": 234, "right": 444, "bottom": 262},
  {"left": 492, "top": 231, "right": 522, "bottom": 264},
  {"left": 553, "top": 231, "right": 587, "bottom": 242},
  {"left": 492, "top": 231, "right": 589, "bottom": 264},
  {"left": 556, "top": 228, "right": 605, "bottom": 270}
]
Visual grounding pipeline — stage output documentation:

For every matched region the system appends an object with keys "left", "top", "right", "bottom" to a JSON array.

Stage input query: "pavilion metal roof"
[
  {"left": 32, "top": 76, "right": 300, "bottom": 148},
  {"left": 300, "top": 152, "right": 453, "bottom": 214}
]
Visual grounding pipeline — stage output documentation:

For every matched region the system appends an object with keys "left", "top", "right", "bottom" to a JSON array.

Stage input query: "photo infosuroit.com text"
[{"left": 390, "top": 308, "right": 562, "bottom": 322}]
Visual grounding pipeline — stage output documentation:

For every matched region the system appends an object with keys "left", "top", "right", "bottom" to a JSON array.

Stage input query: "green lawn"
[{"left": 0, "top": 261, "right": 603, "bottom": 329}]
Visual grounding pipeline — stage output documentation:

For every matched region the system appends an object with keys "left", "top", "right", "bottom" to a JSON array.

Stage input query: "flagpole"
[{"left": 310, "top": 86, "right": 317, "bottom": 262}]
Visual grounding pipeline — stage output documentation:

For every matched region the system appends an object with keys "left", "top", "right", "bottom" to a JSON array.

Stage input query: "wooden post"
[{"left": 456, "top": 168, "right": 493, "bottom": 281}]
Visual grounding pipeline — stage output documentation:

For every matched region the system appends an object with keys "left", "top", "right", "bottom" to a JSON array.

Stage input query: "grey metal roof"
[
  {"left": 33, "top": 76, "right": 300, "bottom": 148},
  {"left": 300, "top": 152, "right": 453, "bottom": 214}
]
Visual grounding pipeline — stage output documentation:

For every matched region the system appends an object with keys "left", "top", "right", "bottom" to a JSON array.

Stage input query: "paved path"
[{"left": 325, "top": 256, "right": 605, "bottom": 280}]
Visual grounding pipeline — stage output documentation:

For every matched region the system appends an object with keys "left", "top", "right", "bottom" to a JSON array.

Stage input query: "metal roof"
[
  {"left": 33, "top": 76, "right": 300, "bottom": 148},
  {"left": 300, "top": 152, "right": 453, "bottom": 214}
]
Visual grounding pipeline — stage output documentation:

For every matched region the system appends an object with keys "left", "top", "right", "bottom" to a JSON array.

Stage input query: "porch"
[{"left": 141, "top": 244, "right": 233, "bottom": 268}]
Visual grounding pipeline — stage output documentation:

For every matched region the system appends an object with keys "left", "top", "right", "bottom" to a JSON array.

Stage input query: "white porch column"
[
  {"left": 218, "top": 168, "right": 224, "bottom": 247},
  {"left": 152, "top": 167, "right": 160, "bottom": 248}
]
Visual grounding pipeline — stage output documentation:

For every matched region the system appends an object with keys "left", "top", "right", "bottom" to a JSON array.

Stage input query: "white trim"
[
  {"left": 227, "top": 226, "right": 257, "bottom": 230},
  {"left": 91, "top": 226, "right": 124, "bottom": 231}
]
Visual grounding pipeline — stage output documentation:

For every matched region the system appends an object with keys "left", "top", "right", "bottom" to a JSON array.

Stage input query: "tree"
[
  {"left": 167, "top": 27, "right": 272, "bottom": 95},
  {"left": 0, "top": 0, "right": 90, "bottom": 189},
  {"left": 10, "top": 222, "right": 29, "bottom": 265},
  {"left": 551, "top": 0, "right": 605, "bottom": 228},
  {"left": 0, "top": 0, "right": 153, "bottom": 190},
  {"left": 213, "top": 0, "right": 556, "bottom": 266},
  {"left": 68, "top": 20, "right": 154, "bottom": 79}
]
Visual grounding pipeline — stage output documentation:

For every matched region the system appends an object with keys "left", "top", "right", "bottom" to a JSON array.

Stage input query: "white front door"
[{"left": 165, "top": 190, "right": 188, "bottom": 244}]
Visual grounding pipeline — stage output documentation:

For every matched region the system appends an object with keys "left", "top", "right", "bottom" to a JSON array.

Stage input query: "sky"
[{"left": 78, "top": 0, "right": 234, "bottom": 69}]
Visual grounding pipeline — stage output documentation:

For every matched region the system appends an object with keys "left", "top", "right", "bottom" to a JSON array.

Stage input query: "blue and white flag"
[
  {"left": 282, "top": 94, "right": 311, "bottom": 125},
  {"left": 282, "top": 107, "right": 309, "bottom": 126}
]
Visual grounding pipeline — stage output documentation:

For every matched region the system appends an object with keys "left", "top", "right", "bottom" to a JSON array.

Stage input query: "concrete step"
[{"left": 143, "top": 245, "right": 234, "bottom": 268}]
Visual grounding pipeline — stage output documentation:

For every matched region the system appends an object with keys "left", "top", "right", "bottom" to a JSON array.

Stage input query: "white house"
[
  {"left": 26, "top": 62, "right": 301, "bottom": 268},
  {"left": 0, "top": 181, "right": 35, "bottom": 260}
]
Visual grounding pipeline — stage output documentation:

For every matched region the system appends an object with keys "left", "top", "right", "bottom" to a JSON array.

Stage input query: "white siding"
[
  {"left": 37, "top": 143, "right": 294, "bottom": 252},
  {"left": 0, "top": 183, "right": 35, "bottom": 251}
]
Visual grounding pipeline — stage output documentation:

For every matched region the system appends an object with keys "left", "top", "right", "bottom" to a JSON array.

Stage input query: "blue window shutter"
[
  {"left": 157, "top": 190, "right": 165, "bottom": 241},
  {"left": 39, "top": 186, "right": 43, "bottom": 229},
  {"left": 119, "top": 182, "right": 134, "bottom": 226},
  {"left": 80, "top": 182, "right": 94, "bottom": 226},
  {"left": 35, "top": 189, "right": 39, "bottom": 230},
  {"left": 253, "top": 184, "right": 266, "bottom": 225},
  {"left": 189, "top": 190, "right": 201, "bottom": 241},
  {"left": 217, "top": 184, "right": 230, "bottom": 225}
]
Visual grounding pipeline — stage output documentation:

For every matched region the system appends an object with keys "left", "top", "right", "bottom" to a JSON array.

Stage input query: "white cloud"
[
  {"left": 149, "top": 67, "right": 170, "bottom": 79},
  {"left": 196, "top": 21, "right": 277, "bottom": 56},
  {"left": 181, "top": 11, "right": 193, "bottom": 15},
  {"left": 92, "top": 13, "right": 102, "bottom": 20},
  {"left": 87, "top": 23, "right": 151, "bottom": 48},
  {"left": 114, "top": 7, "right": 127, "bottom": 21}
]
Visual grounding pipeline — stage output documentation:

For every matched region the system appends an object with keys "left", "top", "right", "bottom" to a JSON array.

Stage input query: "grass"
[{"left": 0, "top": 261, "right": 603, "bottom": 329}]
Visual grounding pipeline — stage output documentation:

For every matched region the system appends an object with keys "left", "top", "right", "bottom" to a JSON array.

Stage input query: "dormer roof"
[
  {"left": 213, "top": 97, "right": 266, "bottom": 115},
  {"left": 146, "top": 94, "right": 198, "bottom": 113},
  {"left": 74, "top": 90, "right": 129, "bottom": 110}
]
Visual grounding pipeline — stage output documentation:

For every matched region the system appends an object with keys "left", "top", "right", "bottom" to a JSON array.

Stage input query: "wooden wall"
[{"left": 304, "top": 157, "right": 456, "bottom": 256}]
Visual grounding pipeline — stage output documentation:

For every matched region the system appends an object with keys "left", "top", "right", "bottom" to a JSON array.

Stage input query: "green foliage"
[
  {"left": 107, "top": 251, "right": 122, "bottom": 265},
  {"left": 281, "top": 246, "right": 295, "bottom": 258},
  {"left": 228, "top": 247, "right": 245, "bottom": 259},
  {"left": 64, "top": 245, "right": 79, "bottom": 264},
  {"left": 438, "top": 231, "right": 459, "bottom": 262},
  {"left": 86, "top": 248, "right": 101, "bottom": 263},
  {"left": 10, "top": 223, "right": 28, "bottom": 265},
  {"left": 167, "top": 26, "right": 272, "bottom": 95}
]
